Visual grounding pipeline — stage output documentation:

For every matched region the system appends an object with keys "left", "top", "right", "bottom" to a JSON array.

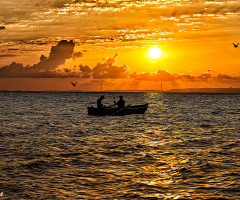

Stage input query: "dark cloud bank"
[
  {"left": 0, "top": 40, "right": 78, "bottom": 78},
  {"left": 0, "top": 40, "right": 239, "bottom": 85}
]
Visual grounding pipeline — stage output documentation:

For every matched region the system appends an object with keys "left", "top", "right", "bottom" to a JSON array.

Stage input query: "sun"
[{"left": 147, "top": 46, "right": 163, "bottom": 60}]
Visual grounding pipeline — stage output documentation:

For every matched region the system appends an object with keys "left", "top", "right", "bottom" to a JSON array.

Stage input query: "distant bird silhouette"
[
  {"left": 233, "top": 43, "right": 239, "bottom": 48},
  {"left": 71, "top": 82, "right": 77, "bottom": 86}
]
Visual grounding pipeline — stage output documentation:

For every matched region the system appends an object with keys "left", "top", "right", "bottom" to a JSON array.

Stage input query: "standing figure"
[
  {"left": 97, "top": 96, "right": 105, "bottom": 108},
  {"left": 116, "top": 96, "right": 125, "bottom": 109}
]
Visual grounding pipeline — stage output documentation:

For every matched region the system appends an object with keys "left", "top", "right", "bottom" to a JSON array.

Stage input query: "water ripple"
[{"left": 0, "top": 92, "right": 239, "bottom": 199}]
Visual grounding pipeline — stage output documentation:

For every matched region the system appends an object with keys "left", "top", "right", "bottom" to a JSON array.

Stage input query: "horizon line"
[{"left": 1, "top": 88, "right": 240, "bottom": 93}]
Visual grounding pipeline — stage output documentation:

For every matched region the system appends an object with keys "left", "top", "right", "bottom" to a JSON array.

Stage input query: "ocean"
[{"left": 0, "top": 92, "right": 239, "bottom": 200}]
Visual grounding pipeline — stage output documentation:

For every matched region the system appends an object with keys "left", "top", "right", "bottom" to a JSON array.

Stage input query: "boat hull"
[{"left": 88, "top": 104, "right": 148, "bottom": 116}]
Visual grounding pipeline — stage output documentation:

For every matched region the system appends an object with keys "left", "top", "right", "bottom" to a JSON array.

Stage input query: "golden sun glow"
[{"left": 147, "top": 47, "right": 163, "bottom": 60}]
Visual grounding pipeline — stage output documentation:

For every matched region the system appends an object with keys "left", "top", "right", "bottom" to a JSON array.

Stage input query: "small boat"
[{"left": 88, "top": 103, "right": 148, "bottom": 116}]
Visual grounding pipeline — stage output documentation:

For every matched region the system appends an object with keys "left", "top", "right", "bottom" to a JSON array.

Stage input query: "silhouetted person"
[
  {"left": 233, "top": 43, "right": 239, "bottom": 48},
  {"left": 97, "top": 96, "right": 105, "bottom": 108},
  {"left": 116, "top": 96, "right": 125, "bottom": 109},
  {"left": 71, "top": 82, "right": 77, "bottom": 86}
]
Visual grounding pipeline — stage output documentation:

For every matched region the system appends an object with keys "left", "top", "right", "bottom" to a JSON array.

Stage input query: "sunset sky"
[{"left": 0, "top": 0, "right": 240, "bottom": 91}]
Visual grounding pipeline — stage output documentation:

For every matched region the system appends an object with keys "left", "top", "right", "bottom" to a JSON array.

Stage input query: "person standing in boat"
[
  {"left": 97, "top": 96, "right": 105, "bottom": 108},
  {"left": 116, "top": 95, "right": 125, "bottom": 109}
]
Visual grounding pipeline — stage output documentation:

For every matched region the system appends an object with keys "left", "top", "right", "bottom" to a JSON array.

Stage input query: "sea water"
[{"left": 0, "top": 92, "right": 239, "bottom": 200}]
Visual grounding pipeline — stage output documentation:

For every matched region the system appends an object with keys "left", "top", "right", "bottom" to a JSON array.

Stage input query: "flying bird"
[
  {"left": 233, "top": 43, "right": 239, "bottom": 48},
  {"left": 71, "top": 82, "right": 77, "bottom": 86}
]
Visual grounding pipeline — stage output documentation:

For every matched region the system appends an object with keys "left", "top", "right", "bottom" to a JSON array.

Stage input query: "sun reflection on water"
[{"left": 133, "top": 137, "right": 187, "bottom": 198}]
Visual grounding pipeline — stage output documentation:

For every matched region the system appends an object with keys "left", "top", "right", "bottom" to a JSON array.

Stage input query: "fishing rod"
[{"left": 109, "top": 95, "right": 117, "bottom": 107}]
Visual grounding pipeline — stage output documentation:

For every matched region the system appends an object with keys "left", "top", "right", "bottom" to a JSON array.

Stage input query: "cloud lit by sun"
[{"left": 0, "top": 0, "right": 240, "bottom": 91}]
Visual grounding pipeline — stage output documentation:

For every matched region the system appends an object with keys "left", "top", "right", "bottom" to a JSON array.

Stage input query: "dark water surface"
[{"left": 0, "top": 92, "right": 240, "bottom": 200}]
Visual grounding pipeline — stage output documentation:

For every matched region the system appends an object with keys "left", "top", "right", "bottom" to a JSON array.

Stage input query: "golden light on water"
[{"left": 147, "top": 47, "right": 163, "bottom": 60}]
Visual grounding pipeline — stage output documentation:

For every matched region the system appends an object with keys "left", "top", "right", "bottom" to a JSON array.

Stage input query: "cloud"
[
  {"left": 1, "top": 0, "right": 240, "bottom": 45},
  {"left": 78, "top": 54, "right": 129, "bottom": 79},
  {"left": 72, "top": 51, "right": 83, "bottom": 60},
  {"left": 79, "top": 65, "right": 92, "bottom": 78},
  {"left": 0, "top": 54, "right": 16, "bottom": 58},
  {"left": 0, "top": 40, "right": 78, "bottom": 78},
  {"left": 82, "top": 55, "right": 238, "bottom": 86},
  {"left": 104, "top": 53, "right": 118, "bottom": 65},
  {"left": 1, "top": 45, "right": 239, "bottom": 88},
  {"left": 34, "top": 40, "right": 75, "bottom": 71},
  {"left": 130, "top": 70, "right": 179, "bottom": 82},
  {"left": 129, "top": 69, "right": 240, "bottom": 85},
  {"left": 0, "top": 61, "right": 79, "bottom": 78},
  {"left": 63, "top": 68, "right": 71, "bottom": 73},
  {"left": 80, "top": 65, "right": 92, "bottom": 73},
  {"left": 35, "top": 1, "right": 51, "bottom": 8},
  {"left": 215, "top": 73, "right": 240, "bottom": 82},
  {"left": 92, "top": 54, "right": 129, "bottom": 79}
]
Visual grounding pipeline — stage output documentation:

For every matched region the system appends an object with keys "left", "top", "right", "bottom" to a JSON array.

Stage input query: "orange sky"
[{"left": 0, "top": 0, "right": 240, "bottom": 91}]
